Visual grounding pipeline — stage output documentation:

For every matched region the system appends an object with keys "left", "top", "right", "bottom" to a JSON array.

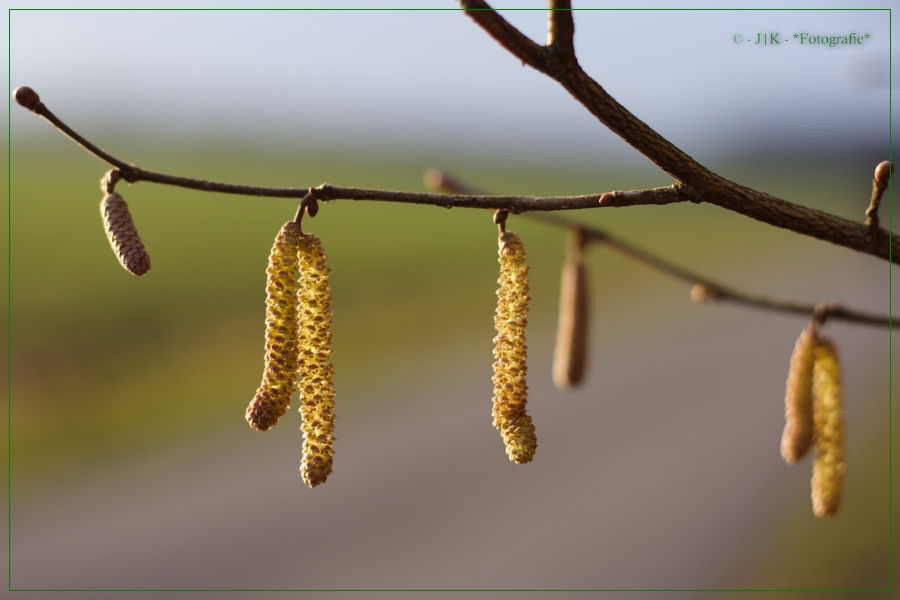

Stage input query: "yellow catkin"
[
  {"left": 552, "top": 230, "right": 589, "bottom": 389},
  {"left": 780, "top": 324, "right": 817, "bottom": 463},
  {"left": 245, "top": 222, "right": 303, "bottom": 431},
  {"left": 297, "top": 233, "right": 336, "bottom": 488},
  {"left": 811, "top": 338, "right": 845, "bottom": 517},
  {"left": 100, "top": 193, "right": 151, "bottom": 276},
  {"left": 492, "top": 230, "right": 537, "bottom": 464}
]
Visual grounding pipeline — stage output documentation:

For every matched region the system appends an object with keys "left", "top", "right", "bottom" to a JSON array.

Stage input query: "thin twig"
[
  {"left": 866, "top": 161, "right": 893, "bottom": 245},
  {"left": 18, "top": 90, "right": 686, "bottom": 211},
  {"left": 457, "top": 1, "right": 897, "bottom": 265},
  {"left": 424, "top": 169, "right": 891, "bottom": 329}
]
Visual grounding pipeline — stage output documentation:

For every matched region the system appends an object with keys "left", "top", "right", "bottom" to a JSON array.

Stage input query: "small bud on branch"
[
  {"left": 13, "top": 86, "right": 40, "bottom": 111},
  {"left": 874, "top": 161, "right": 893, "bottom": 185}
]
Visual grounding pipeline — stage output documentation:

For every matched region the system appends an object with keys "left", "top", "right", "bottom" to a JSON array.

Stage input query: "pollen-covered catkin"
[
  {"left": 811, "top": 338, "right": 845, "bottom": 517},
  {"left": 780, "top": 324, "right": 817, "bottom": 463},
  {"left": 552, "top": 230, "right": 589, "bottom": 389},
  {"left": 245, "top": 222, "right": 303, "bottom": 431},
  {"left": 297, "top": 233, "right": 336, "bottom": 488},
  {"left": 100, "top": 193, "right": 151, "bottom": 276},
  {"left": 492, "top": 230, "right": 537, "bottom": 464}
]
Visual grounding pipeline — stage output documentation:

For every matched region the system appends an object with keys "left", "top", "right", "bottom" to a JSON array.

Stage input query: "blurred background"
[{"left": 5, "top": 1, "right": 895, "bottom": 594}]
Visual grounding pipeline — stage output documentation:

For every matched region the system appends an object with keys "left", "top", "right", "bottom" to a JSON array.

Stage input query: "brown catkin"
[
  {"left": 492, "top": 230, "right": 537, "bottom": 464},
  {"left": 297, "top": 233, "right": 336, "bottom": 488},
  {"left": 780, "top": 323, "right": 817, "bottom": 463},
  {"left": 552, "top": 230, "right": 589, "bottom": 389},
  {"left": 245, "top": 222, "right": 303, "bottom": 431},
  {"left": 100, "top": 193, "right": 151, "bottom": 276},
  {"left": 810, "top": 338, "right": 845, "bottom": 517}
]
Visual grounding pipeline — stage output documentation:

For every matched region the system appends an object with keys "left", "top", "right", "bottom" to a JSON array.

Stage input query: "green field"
[{"left": 7, "top": 140, "right": 894, "bottom": 588}]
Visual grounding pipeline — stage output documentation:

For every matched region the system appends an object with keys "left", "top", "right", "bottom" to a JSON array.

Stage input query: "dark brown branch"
[
  {"left": 459, "top": 0, "right": 548, "bottom": 70},
  {"left": 14, "top": 60, "right": 897, "bottom": 265},
  {"left": 457, "top": 2, "right": 897, "bottom": 265},
  {"left": 425, "top": 169, "right": 891, "bottom": 329},
  {"left": 546, "top": 0, "right": 576, "bottom": 66}
]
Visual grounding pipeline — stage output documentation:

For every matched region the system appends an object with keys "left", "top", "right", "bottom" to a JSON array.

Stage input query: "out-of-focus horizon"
[{"left": 7, "top": 2, "right": 894, "bottom": 162}]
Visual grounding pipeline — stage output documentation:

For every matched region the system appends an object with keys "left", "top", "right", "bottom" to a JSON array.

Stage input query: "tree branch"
[
  {"left": 458, "top": 0, "right": 548, "bottom": 70},
  {"left": 458, "top": 1, "right": 897, "bottom": 265},
  {"left": 424, "top": 169, "right": 891, "bottom": 329},
  {"left": 546, "top": 0, "right": 576, "bottom": 67},
  {"left": 15, "top": 87, "right": 688, "bottom": 211}
]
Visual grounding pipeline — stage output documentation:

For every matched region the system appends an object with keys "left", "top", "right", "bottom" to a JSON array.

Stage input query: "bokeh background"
[{"left": 5, "top": 1, "right": 895, "bottom": 594}]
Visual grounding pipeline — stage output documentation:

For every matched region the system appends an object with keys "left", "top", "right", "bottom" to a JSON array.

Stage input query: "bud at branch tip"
[
  {"left": 874, "top": 161, "right": 893, "bottom": 185},
  {"left": 13, "top": 86, "right": 40, "bottom": 111}
]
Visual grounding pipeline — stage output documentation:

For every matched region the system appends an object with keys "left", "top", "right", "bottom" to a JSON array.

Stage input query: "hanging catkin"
[
  {"left": 780, "top": 323, "right": 817, "bottom": 463},
  {"left": 552, "top": 229, "right": 589, "bottom": 389},
  {"left": 810, "top": 338, "right": 845, "bottom": 517},
  {"left": 246, "top": 222, "right": 303, "bottom": 431},
  {"left": 492, "top": 230, "right": 537, "bottom": 464},
  {"left": 297, "top": 233, "right": 336, "bottom": 488},
  {"left": 100, "top": 193, "right": 151, "bottom": 276}
]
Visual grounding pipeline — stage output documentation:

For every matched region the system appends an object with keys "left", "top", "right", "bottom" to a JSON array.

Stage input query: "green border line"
[{"left": 5, "top": 5, "right": 894, "bottom": 594}]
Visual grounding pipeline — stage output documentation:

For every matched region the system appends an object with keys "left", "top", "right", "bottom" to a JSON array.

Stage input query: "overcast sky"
[{"left": 6, "top": 1, "right": 894, "bottom": 162}]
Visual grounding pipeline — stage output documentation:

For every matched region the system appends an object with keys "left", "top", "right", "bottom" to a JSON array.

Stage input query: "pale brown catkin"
[
  {"left": 810, "top": 338, "right": 845, "bottom": 517},
  {"left": 552, "top": 230, "right": 589, "bottom": 389},
  {"left": 100, "top": 193, "right": 151, "bottom": 276},
  {"left": 492, "top": 230, "right": 537, "bottom": 464},
  {"left": 245, "top": 222, "right": 303, "bottom": 431},
  {"left": 297, "top": 233, "right": 336, "bottom": 488},
  {"left": 780, "top": 323, "right": 817, "bottom": 463}
]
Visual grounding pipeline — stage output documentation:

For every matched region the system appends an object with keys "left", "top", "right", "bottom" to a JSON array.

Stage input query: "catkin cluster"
[
  {"left": 245, "top": 223, "right": 337, "bottom": 488},
  {"left": 246, "top": 222, "right": 303, "bottom": 431},
  {"left": 492, "top": 231, "right": 537, "bottom": 464},
  {"left": 552, "top": 229, "right": 589, "bottom": 389},
  {"left": 100, "top": 193, "right": 151, "bottom": 276},
  {"left": 297, "top": 233, "right": 336, "bottom": 488},
  {"left": 781, "top": 325, "right": 845, "bottom": 517}
]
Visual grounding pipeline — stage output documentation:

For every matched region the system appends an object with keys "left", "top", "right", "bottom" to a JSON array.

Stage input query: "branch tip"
[
  {"left": 874, "top": 161, "right": 893, "bottom": 185},
  {"left": 13, "top": 86, "right": 40, "bottom": 111}
]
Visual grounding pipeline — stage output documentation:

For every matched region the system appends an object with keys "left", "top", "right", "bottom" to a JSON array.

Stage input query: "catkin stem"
[
  {"left": 245, "top": 222, "right": 303, "bottom": 431},
  {"left": 297, "top": 233, "right": 337, "bottom": 488},
  {"left": 492, "top": 230, "right": 537, "bottom": 464}
]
